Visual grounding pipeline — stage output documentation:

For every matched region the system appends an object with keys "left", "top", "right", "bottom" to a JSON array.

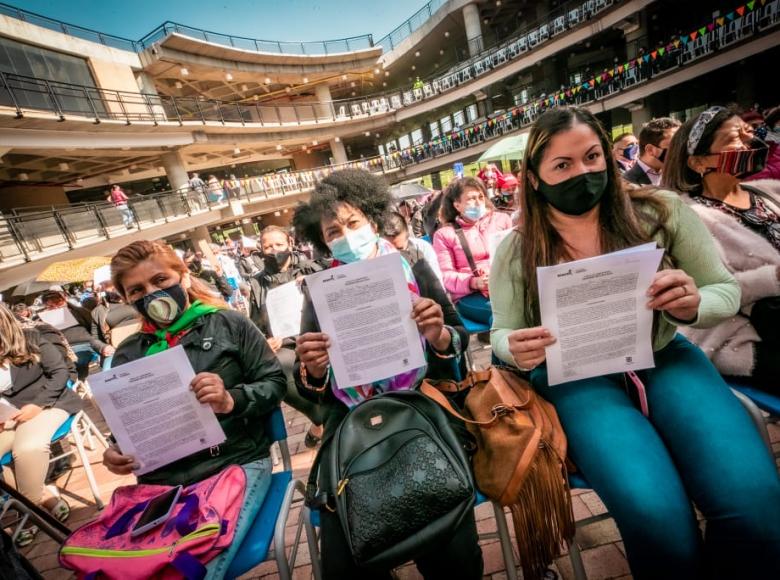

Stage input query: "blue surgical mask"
[
  {"left": 623, "top": 143, "right": 639, "bottom": 161},
  {"left": 463, "top": 203, "right": 487, "bottom": 221},
  {"left": 328, "top": 223, "right": 378, "bottom": 264}
]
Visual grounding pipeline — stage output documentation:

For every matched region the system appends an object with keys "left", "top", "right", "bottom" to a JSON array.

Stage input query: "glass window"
[
  {"left": 466, "top": 104, "right": 478, "bottom": 123},
  {"left": 440, "top": 115, "right": 453, "bottom": 133},
  {"left": 411, "top": 128, "right": 424, "bottom": 145},
  {"left": 0, "top": 37, "right": 104, "bottom": 116},
  {"left": 429, "top": 121, "right": 440, "bottom": 138},
  {"left": 398, "top": 134, "right": 411, "bottom": 150},
  {"left": 378, "top": 144, "right": 385, "bottom": 156},
  {"left": 453, "top": 110, "right": 465, "bottom": 127}
]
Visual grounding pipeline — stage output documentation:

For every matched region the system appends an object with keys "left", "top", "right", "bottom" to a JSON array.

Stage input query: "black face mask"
[
  {"left": 133, "top": 284, "right": 188, "bottom": 326},
  {"left": 264, "top": 251, "right": 291, "bottom": 273},
  {"left": 536, "top": 170, "right": 609, "bottom": 216}
]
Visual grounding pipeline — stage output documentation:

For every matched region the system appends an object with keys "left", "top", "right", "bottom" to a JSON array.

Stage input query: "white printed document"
[
  {"left": 537, "top": 244, "right": 664, "bottom": 386},
  {"left": 38, "top": 307, "right": 79, "bottom": 331},
  {"left": 306, "top": 252, "right": 426, "bottom": 389},
  {"left": 90, "top": 346, "right": 226, "bottom": 475},
  {"left": 265, "top": 280, "right": 304, "bottom": 339}
]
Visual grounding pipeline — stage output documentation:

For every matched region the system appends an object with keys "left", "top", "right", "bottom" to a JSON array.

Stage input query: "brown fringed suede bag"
[{"left": 421, "top": 367, "right": 574, "bottom": 580}]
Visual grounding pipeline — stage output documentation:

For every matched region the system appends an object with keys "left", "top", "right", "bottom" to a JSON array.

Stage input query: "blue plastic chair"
[
  {"left": 306, "top": 490, "right": 519, "bottom": 580},
  {"left": 225, "top": 407, "right": 315, "bottom": 580},
  {"left": 563, "top": 390, "right": 772, "bottom": 580},
  {"left": 729, "top": 383, "right": 780, "bottom": 417},
  {"left": 458, "top": 314, "right": 491, "bottom": 371}
]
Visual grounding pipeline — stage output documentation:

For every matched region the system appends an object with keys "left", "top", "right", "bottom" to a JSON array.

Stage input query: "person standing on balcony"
[
  {"left": 223, "top": 174, "right": 243, "bottom": 200},
  {"left": 206, "top": 175, "right": 225, "bottom": 203},
  {"left": 188, "top": 172, "right": 205, "bottom": 194},
  {"left": 107, "top": 184, "right": 135, "bottom": 230},
  {"left": 433, "top": 177, "right": 512, "bottom": 328}
]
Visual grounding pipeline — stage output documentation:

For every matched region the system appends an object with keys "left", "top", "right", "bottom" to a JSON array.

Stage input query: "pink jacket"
[{"left": 432, "top": 211, "right": 513, "bottom": 302}]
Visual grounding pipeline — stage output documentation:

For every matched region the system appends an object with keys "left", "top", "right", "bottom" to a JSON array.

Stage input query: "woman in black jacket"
[
  {"left": 0, "top": 304, "right": 82, "bottom": 544},
  {"left": 292, "top": 169, "right": 483, "bottom": 580},
  {"left": 100, "top": 240, "right": 286, "bottom": 579}
]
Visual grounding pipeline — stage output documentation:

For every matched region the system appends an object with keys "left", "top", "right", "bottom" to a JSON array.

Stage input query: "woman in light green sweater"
[{"left": 491, "top": 107, "right": 780, "bottom": 580}]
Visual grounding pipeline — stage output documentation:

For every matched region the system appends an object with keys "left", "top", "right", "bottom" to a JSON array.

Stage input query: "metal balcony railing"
[
  {"left": 0, "top": 2, "right": 139, "bottom": 51},
  {"left": 0, "top": 0, "right": 626, "bottom": 127},
  {"left": 0, "top": 2, "right": 373, "bottom": 56},
  {"left": 136, "top": 22, "right": 373, "bottom": 54},
  {"left": 376, "top": 0, "right": 449, "bottom": 52},
  {"left": 0, "top": 156, "right": 401, "bottom": 266}
]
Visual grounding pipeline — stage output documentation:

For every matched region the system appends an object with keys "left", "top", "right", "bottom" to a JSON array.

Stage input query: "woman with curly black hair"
[{"left": 291, "top": 169, "right": 482, "bottom": 579}]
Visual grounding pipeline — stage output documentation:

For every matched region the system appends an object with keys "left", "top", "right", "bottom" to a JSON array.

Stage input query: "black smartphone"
[{"left": 130, "top": 486, "right": 183, "bottom": 537}]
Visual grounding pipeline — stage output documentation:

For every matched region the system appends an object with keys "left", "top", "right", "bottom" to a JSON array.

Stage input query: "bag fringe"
[{"left": 508, "top": 442, "right": 575, "bottom": 580}]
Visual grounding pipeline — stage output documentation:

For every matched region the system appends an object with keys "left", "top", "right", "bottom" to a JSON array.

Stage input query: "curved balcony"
[
  {"left": 138, "top": 22, "right": 374, "bottom": 56},
  {"left": 0, "top": 0, "right": 636, "bottom": 133}
]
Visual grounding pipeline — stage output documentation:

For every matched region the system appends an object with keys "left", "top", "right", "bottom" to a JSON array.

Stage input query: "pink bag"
[{"left": 60, "top": 465, "right": 246, "bottom": 580}]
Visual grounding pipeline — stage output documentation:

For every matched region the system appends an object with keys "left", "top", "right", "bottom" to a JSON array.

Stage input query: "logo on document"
[{"left": 625, "top": 356, "right": 633, "bottom": 364}]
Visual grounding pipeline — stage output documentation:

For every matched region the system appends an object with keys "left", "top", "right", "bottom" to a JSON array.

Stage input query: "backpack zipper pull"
[{"left": 336, "top": 478, "right": 349, "bottom": 496}]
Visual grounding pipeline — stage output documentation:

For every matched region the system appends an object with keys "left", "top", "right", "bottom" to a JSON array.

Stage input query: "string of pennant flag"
[{"left": 382, "top": 0, "right": 768, "bottom": 161}]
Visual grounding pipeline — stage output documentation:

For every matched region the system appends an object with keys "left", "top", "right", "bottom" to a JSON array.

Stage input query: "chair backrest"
[{"left": 263, "top": 407, "right": 292, "bottom": 471}]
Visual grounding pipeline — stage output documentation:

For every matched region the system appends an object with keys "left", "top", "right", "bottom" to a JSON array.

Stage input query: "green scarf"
[{"left": 145, "top": 300, "right": 221, "bottom": 356}]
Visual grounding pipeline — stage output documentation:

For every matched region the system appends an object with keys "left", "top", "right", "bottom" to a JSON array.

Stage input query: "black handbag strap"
[
  {"left": 304, "top": 432, "right": 336, "bottom": 512},
  {"left": 453, "top": 223, "right": 480, "bottom": 276}
]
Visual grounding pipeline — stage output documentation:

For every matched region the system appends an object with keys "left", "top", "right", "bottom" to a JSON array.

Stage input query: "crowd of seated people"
[{"left": 1, "top": 102, "right": 779, "bottom": 579}]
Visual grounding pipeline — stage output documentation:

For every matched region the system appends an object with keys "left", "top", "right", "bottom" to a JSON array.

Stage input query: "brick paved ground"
[{"left": 8, "top": 340, "right": 780, "bottom": 580}]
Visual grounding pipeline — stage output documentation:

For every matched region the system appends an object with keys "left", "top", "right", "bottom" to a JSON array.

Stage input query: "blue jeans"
[
  {"left": 531, "top": 335, "right": 780, "bottom": 579},
  {"left": 71, "top": 343, "right": 98, "bottom": 380},
  {"left": 204, "top": 458, "right": 272, "bottom": 579},
  {"left": 456, "top": 293, "right": 492, "bottom": 326}
]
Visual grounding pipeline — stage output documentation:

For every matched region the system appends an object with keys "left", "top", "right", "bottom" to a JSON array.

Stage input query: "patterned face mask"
[{"left": 714, "top": 144, "right": 768, "bottom": 176}]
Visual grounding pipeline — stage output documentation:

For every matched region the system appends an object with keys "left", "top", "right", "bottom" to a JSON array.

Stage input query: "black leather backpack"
[{"left": 308, "top": 390, "right": 475, "bottom": 569}]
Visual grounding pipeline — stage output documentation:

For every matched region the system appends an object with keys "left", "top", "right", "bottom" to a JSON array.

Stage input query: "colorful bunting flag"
[
  {"left": 736, "top": 5, "right": 745, "bottom": 16},
  {"left": 717, "top": 17, "right": 725, "bottom": 25},
  {"left": 658, "top": 47, "right": 665, "bottom": 56}
]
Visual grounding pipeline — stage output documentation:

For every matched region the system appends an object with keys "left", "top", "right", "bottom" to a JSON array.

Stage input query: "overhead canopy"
[{"left": 477, "top": 134, "right": 529, "bottom": 163}]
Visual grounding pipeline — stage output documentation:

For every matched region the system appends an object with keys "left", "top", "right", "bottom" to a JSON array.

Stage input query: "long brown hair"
[
  {"left": 510, "top": 107, "right": 670, "bottom": 326},
  {"left": 111, "top": 240, "right": 228, "bottom": 309},
  {"left": 439, "top": 176, "right": 495, "bottom": 224},
  {"left": 0, "top": 303, "right": 39, "bottom": 367}
]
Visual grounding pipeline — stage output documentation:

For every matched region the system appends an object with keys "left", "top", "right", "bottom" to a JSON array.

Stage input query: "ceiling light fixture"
[
  {"left": 76, "top": 177, "right": 84, "bottom": 185},
  {"left": 18, "top": 173, "right": 28, "bottom": 181},
  {"left": 334, "top": 136, "right": 340, "bottom": 142},
  {"left": 253, "top": 94, "right": 259, "bottom": 100},
  {"left": 174, "top": 81, "right": 183, "bottom": 89},
  {"left": 312, "top": 140, "right": 318, "bottom": 146},
  {"left": 444, "top": 31, "right": 450, "bottom": 37},
  {"left": 58, "top": 162, "right": 69, "bottom": 171},
  {"left": 364, "top": 131, "right": 370, "bottom": 137},
  {"left": 225, "top": 72, "right": 233, "bottom": 81},
  {"left": 439, "top": 49, "right": 444, "bottom": 55},
  {"left": 180, "top": 67, "right": 189, "bottom": 76},
  {"left": 373, "top": 68, "right": 380, "bottom": 74},
  {"left": 411, "top": 65, "right": 416, "bottom": 70},
  {"left": 342, "top": 74, "right": 348, "bottom": 80},
  {"left": 302, "top": 77, "right": 309, "bottom": 83},
  {"left": 350, "top": 81, "right": 356, "bottom": 88},
  {"left": 285, "top": 87, "right": 291, "bottom": 93},
  {"left": 276, "top": 144, "right": 282, "bottom": 150},
  {"left": 414, "top": 51, "right": 420, "bottom": 57},
  {"left": 264, "top": 77, "right": 271, "bottom": 84},
  {"left": 240, "top": 84, "right": 248, "bottom": 92},
  {"left": 233, "top": 147, "right": 241, "bottom": 155},
  {"left": 384, "top": 71, "right": 390, "bottom": 77}
]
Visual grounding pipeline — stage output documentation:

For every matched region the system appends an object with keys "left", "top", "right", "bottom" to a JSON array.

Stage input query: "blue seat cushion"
[
  {"left": 225, "top": 470, "right": 293, "bottom": 579},
  {"left": 461, "top": 316, "right": 490, "bottom": 335},
  {"left": 730, "top": 383, "right": 780, "bottom": 417},
  {"left": 0, "top": 414, "right": 74, "bottom": 467}
]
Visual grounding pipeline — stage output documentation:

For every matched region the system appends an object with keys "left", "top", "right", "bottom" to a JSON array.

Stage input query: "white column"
[
  {"left": 330, "top": 138, "right": 348, "bottom": 165},
  {"left": 161, "top": 150, "right": 189, "bottom": 192},
  {"left": 462, "top": 3, "right": 483, "bottom": 57},
  {"left": 190, "top": 225, "right": 217, "bottom": 267},
  {"left": 314, "top": 83, "right": 335, "bottom": 120}
]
